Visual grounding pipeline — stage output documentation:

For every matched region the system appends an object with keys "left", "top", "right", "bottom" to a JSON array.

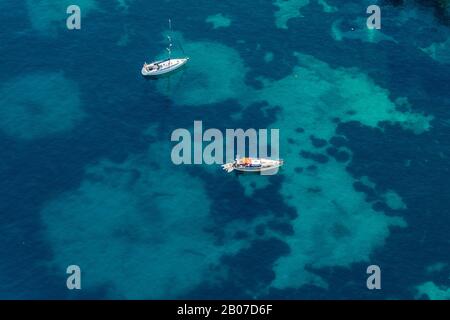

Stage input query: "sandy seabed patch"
[
  {"left": 273, "top": 0, "right": 336, "bottom": 29},
  {"left": 41, "top": 140, "right": 246, "bottom": 298},
  {"left": 415, "top": 281, "right": 450, "bottom": 300},
  {"left": 206, "top": 13, "right": 232, "bottom": 29},
  {"left": 243, "top": 52, "right": 431, "bottom": 289},
  {"left": 0, "top": 72, "right": 85, "bottom": 140},
  {"left": 156, "top": 38, "right": 247, "bottom": 106}
]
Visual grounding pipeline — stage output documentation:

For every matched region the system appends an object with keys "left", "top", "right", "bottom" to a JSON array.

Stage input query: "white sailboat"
[
  {"left": 141, "top": 20, "right": 189, "bottom": 77},
  {"left": 222, "top": 157, "right": 284, "bottom": 173}
]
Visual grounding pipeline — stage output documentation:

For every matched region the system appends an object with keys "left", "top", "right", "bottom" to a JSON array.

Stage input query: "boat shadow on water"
[
  {"left": 234, "top": 171, "right": 260, "bottom": 176},
  {"left": 143, "top": 64, "right": 189, "bottom": 95},
  {"left": 231, "top": 168, "right": 283, "bottom": 176}
]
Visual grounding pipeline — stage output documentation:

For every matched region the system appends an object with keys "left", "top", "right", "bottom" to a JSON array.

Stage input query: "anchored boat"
[
  {"left": 142, "top": 57, "right": 189, "bottom": 76},
  {"left": 222, "top": 157, "right": 284, "bottom": 173},
  {"left": 142, "top": 20, "right": 189, "bottom": 77}
]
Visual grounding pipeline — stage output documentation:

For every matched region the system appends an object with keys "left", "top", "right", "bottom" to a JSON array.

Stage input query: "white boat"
[
  {"left": 142, "top": 20, "right": 189, "bottom": 77},
  {"left": 141, "top": 57, "right": 189, "bottom": 76},
  {"left": 222, "top": 157, "right": 284, "bottom": 173}
]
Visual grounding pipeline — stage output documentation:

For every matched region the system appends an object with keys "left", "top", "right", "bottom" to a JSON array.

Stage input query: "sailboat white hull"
[
  {"left": 141, "top": 58, "right": 189, "bottom": 76},
  {"left": 234, "top": 162, "right": 283, "bottom": 172},
  {"left": 222, "top": 158, "right": 284, "bottom": 173}
]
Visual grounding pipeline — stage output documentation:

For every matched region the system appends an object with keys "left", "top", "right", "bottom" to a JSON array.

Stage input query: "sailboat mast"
[
  {"left": 168, "top": 19, "right": 172, "bottom": 66},
  {"left": 167, "top": 36, "right": 172, "bottom": 65}
]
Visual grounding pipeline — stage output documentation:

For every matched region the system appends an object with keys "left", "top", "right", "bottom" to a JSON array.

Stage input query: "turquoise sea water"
[{"left": 0, "top": 0, "right": 449, "bottom": 299}]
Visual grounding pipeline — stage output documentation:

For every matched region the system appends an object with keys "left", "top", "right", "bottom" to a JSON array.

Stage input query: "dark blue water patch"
[
  {"left": 0, "top": 2, "right": 28, "bottom": 52},
  {"left": 411, "top": 0, "right": 450, "bottom": 25},
  {"left": 255, "top": 223, "right": 266, "bottom": 236},
  {"left": 326, "top": 147, "right": 350, "bottom": 163},
  {"left": 186, "top": 238, "right": 290, "bottom": 299},
  {"left": 267, "top": 284, "right": 329, "bottom": 300},
  {"left": 0, "top": 210, "right": 65, "bottom": 299},
  {"left": 66, "top": 284, "right": 113, "bottom": 300},
  {"left": 233, "top": 230, "right": 250, "bottom": 241},
  {"left": 266, "top": 219, "right": 295, "bottom": 236},
  {"left": 379, "top": 1, "right": 450, "bottom": 43},
  {"left": 306, "top": 164, "right": 318, "bottom": 172},
  {"left": 294, "top": 167, "right": 304, "bottom": 174},
  {"left": 300, "top": 150, "right": 330, "bottom": 163},
  {"left": 306, "top": 186, "right": 322, "bottom": 194},
  {"left": 372, "top": 200, "right": 391, "bottom": 212},
  {"left": 0, "top": 159, "right": 68, "bottom": 298},
  {"left": 329, "top": 136, "right": 348, "bottom": 148},
  {"left": 353, "top": 181, "right": 378, "bottom": 200},
  {"left": 310, "top": 135, "right": 328, "bottom": 148},
  {"left": 188, "top": 166, "right": 297, "bottom": 243}
]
